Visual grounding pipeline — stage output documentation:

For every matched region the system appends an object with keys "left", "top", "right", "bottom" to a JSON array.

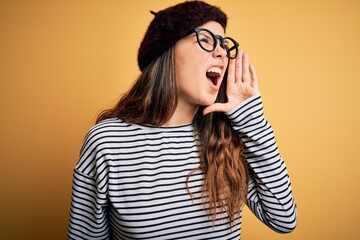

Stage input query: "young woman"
[{"left": 67, "top": 1, "right": 297, "bottom": 239}]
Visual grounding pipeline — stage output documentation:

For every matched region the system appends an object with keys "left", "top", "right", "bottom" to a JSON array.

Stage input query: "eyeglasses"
[{"left": 187, "top": 28, "right": 239, "bottom": 59}]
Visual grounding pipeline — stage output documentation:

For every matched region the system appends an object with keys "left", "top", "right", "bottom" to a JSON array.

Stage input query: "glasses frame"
[{"left": 188, "top": 28, "right": 239, "bottom": 59}]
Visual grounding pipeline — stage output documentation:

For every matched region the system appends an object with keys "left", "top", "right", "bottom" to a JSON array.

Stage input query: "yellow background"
[{"left": 1, "top": 0, "right": 359, "bottom": 239}]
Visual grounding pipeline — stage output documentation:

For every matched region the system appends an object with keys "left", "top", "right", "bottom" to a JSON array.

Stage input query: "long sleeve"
[
  {"left": 67, "top": 126, "right": 110, "bottom": 240},
  {"left": 226, "top": 94, "right": 297, "bottom": 233}
]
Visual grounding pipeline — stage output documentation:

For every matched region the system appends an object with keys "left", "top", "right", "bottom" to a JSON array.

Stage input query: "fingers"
[
  {"left": 235, "top": 50, "right": 243, "bottom": 82},
  {"left": 203, "top": 103, "right": 222, "bottom": 115},
  {"left": 217, "top": 50, "right": 259, "bottom": 115},
  {"left": 203, "top": 103, "right": 231, "bottom": 115},
  {"left": 242, "top": 52, "right": 250, "bottom": 84},
  {"left": 227, "top": 57, "right": 235, "bottom": 83},
  {"left": 232, "top": 50, "right": 253, "bottom": 84},
  {"left": 249, "top": 64, "right": 259, "bottom": 90}
]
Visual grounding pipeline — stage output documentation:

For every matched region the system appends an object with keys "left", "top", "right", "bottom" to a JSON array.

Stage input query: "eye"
[
  {"left": 222, "top": 40, "right": 230, "bottom": 51},
  {"left": 198, "top": 33, "right": 213, "bottom": 45}
]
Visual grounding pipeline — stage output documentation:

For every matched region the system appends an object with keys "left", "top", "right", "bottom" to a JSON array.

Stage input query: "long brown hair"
[
  {"left": 96, "top": 46, "right": 177, "bottom": 125},
  {"left": 191, "top": 74, "right": 248, "bottom": 225},
  {"left": 96, "top": 47, "right": 248, "bottom": 225}
]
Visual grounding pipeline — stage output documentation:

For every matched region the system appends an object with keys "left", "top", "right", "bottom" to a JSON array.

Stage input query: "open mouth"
[{"left": 206, "top": 67, "right": 222, "bottom": 86}]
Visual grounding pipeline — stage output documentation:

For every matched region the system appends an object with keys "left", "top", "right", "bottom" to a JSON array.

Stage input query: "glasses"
[{"left": 187, "top": 28, "right": 239, "bottom": 59}]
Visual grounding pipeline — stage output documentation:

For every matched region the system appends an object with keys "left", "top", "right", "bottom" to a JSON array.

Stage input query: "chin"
[{"left": 200, "top": 96, "right": 218, "bottom": 107}]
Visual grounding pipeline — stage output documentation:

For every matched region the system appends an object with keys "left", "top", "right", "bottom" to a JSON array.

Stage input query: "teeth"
[{"left": 207, "top": 67, "right": 222, "bottom": 75}]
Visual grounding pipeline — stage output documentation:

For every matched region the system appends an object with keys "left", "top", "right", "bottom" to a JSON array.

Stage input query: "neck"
[{"left": 162, "top": 100, "right": 199, "bottom": 127}]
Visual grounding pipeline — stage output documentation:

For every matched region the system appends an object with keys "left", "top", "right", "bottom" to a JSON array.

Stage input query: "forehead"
[{"left": 196, "top": 21, "right": 225, "bottom": 37}]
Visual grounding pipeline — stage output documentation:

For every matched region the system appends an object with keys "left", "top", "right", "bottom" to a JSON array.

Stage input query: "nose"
[{"left": 212, "top": 39, "right": 227, "bottom": 58}]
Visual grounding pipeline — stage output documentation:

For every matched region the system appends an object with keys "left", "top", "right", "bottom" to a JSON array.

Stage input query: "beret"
[{"left": 137, "top": 0, "right": 227, "bottom": 71}]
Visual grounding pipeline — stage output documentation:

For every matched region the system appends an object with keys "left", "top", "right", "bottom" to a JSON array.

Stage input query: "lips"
[{"left": 206, "top": 66, "right": 222, "bottom": 86}]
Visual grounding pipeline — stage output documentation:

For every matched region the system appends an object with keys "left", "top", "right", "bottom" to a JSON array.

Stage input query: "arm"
[
  {"left": 67, "top": 126, "right": 110, "bottom": 240},
  {"left": 204, "top": 50, "right": 297, "bottom": 232},
  {"left": 226, "top": 94, "right": 297, "bottom": 233}
]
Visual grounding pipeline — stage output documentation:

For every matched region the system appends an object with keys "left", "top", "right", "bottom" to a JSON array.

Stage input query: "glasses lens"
[
  {"left": 197, "top": 29, "right": 216, "bottom": 51},
  {"left": 223, "top": 37, "right": 238, "bottom": 59}
]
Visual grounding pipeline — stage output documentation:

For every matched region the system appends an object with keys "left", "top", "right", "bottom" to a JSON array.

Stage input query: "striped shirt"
[{"left": 67, "top": 94, "right": 297, "bottom": 239}]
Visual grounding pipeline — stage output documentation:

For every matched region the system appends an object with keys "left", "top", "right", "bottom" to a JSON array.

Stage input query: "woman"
[{"left": 67, "top": 1, "right": 297, "bottom": 239}]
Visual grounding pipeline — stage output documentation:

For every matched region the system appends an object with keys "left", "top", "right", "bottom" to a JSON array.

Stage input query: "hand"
[{"left": 203, "top": 50, "right": 260, "bottom": 115}]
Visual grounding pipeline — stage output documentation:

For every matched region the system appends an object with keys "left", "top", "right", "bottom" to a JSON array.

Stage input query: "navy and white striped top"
[{"left": 67, "top": 94, "right": 297, "bottom": 239}]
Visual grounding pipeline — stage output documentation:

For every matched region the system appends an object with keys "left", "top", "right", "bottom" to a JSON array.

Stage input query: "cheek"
[
  {"left": 174, "top": 40, "right": 211, "bottom": 83},
  {"left": 175, "top": 55, "right": 201, "bottom": 81}
]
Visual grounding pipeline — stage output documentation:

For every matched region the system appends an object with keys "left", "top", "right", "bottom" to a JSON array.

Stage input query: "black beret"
[{"left": 137, "top": 0, "right": 227, "bottom": 71}]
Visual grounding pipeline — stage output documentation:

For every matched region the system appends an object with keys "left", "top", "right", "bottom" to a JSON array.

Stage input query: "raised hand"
[{"left": 203, "top": 50, "right": 260, "bottom": 115}]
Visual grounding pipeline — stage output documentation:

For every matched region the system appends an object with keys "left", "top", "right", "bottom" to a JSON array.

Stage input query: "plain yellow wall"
[{"left": 1, "top": 0, "right": 359, "bottom": 239}]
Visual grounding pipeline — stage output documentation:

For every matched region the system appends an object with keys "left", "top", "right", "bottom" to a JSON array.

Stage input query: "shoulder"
[
  {"left": 84, "top": 118, "right": 139, "bottom": 144},
  {"left": 75, "top": 118, "right": 139, "bottom": 174},
  {"left": 78, "top": 118, "right": 137, "bottom": 157},
  {"left": 89, "top": 118, "right": 133, "bottom": 134}
]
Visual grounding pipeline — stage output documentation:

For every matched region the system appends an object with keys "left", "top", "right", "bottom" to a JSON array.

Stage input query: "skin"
[{"left": 164, "top": 21, "right": 259, "bottom": 126}]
